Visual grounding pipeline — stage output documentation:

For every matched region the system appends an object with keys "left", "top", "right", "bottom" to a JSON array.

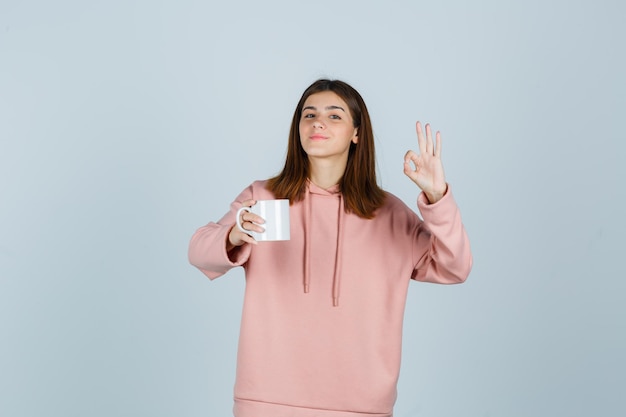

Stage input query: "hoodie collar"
[{"left": 306, "top": 180, "right": 340, "bottom": 196}]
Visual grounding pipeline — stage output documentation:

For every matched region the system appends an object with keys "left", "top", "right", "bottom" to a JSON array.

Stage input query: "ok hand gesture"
[{"left": 403, "top": 121, "right": 448, "bottom": 204}]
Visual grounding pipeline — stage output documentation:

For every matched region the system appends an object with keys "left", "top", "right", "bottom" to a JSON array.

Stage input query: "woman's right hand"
[{"left": 227, "top": 199, "right": 265, "bottom": 250}]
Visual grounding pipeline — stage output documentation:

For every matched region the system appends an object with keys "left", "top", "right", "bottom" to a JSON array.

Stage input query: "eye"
[
  {"left": 303, "top": 113, "right": 315, "bottom": 119},
  {"left": 329, "top": 114, "right": 342, "bottom": 120}
]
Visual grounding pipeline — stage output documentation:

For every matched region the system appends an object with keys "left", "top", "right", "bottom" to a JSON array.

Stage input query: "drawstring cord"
[
  {"left": 302, "top": 182, "right": 343, "bottom": 306},
  {"left": 332, "top": 194, "right": 344, "bottom": 307},
  {"left": 303, "top": 189, "right": 311, "bottom": 294}
]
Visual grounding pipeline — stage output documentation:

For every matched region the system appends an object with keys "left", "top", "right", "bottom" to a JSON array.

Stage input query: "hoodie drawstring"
[
  {"left": 302, "top": 182, "right": 344, "bottom": 307},
  {"left": 332, "top": 195, "right": 345, "bottom": 306},
  {"left": 303, "top": 189, "right": 311, "bottom": 294}
]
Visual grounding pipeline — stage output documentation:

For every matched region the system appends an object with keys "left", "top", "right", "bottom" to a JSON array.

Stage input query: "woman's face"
[{"left": 299, "top": 91, "right": 358, "bottom": 163}]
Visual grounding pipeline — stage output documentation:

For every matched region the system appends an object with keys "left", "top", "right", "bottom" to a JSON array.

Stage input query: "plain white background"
[{"left": 1, "top": 1, "right": 624, "bottom": 416}]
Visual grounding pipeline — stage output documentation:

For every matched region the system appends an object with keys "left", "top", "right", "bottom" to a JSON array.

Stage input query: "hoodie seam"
[{"left": 234, "top": 396, "right": 390, "bottom": 415}]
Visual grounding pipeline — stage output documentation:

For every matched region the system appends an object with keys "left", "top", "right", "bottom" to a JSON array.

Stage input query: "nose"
[{"left": 312, "top": 118, "right": 324, "bottom": 129}]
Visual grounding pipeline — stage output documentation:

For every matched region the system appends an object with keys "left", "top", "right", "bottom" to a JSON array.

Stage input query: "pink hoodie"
[{"left": 188, "top": 180, "right": 472, "bottom": 417}]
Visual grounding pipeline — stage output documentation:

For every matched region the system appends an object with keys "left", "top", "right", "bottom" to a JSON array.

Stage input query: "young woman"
[{"left": 188, "top": 79, "right": 472, "bottom": 417}]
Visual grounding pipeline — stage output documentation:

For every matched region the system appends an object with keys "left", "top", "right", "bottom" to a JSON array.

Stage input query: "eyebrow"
[{"left": 302, "top": 105, "right": 346, "bottom": 112}]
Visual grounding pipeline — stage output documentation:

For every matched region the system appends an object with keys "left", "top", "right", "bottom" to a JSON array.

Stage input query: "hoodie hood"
[{"left": 303, "top": 180, "right": 345, "bottom": 306}]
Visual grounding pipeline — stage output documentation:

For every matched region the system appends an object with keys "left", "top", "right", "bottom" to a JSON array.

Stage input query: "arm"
[
  {"left": 411, "top": 187, "right": 472, "bottom": 284},
  {"left": 404, "top": 121, "right": 472, "bottom": 283},
  {"left": 188, "top": 186, "right": 260, "bottom": 280}
]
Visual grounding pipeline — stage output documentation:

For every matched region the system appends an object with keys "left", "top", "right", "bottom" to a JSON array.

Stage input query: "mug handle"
[{"left": 236, "top": 206, "right": 252, "bottom": 235}]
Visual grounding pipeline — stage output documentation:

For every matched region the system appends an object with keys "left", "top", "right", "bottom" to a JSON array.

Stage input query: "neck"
[{"left": 308, "top": 156, "right": 347, "bottom": 189}]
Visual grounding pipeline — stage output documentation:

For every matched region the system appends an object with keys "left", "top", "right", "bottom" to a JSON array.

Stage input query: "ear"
[{"left": 352, "top": 128, "right": 358, "bottom": 144}]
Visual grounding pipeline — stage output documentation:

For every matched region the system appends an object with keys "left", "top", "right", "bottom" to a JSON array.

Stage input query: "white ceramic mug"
[{"left": 236, "top": 199, "right": 290, "bottom": 241}]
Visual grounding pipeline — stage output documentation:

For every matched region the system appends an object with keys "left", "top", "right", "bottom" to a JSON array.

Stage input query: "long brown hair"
[{"left": 266, "top": 79, "right": 386, "bottom": 219}]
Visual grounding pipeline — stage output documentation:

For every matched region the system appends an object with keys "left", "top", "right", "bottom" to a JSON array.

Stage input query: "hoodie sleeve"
[
  {"left": 411, "top": 186, "right": 473, "bottom": 284},
  {"left": 188, "top": 185, "right": 254, "bottom": 280}
]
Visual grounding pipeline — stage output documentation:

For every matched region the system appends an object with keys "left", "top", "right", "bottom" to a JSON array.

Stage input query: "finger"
[
  {"left": 241, "top": 199, "right": 256, "bottom": 208},
  {"left": 403, "top": 160, "right": 417, "bottom": 178},
  {"left": 241, "top": 219, "right": 265, "bottom": 234},
  {"left": 425, "top": 123, "right": 433, "bottom": 155},
  {"left": 242, "top": 211, "right": 265, "bottom": 225},
  {"left": 415, "top": 121, "right": 426, "bottom": 155},
  {"left": 404, "top": 150, "right": 422, "bottom": 170},
  {"left": 404, "top": 149, "right": 419, "bottom": 164},
  {"left": 229, "top": 225, "right": 257, "bottom": 247},
  {"left": 240, "top": 233, "right": 258, "bottom": 246},
  {"left": 239, "top": 204, "right": 265, "bottom": 232},
  {"left": 435, "top": 131, "right": 442, "bottom": 158},
  {"left": 403, "top": 151, "right": 422, "bottom": 177}
]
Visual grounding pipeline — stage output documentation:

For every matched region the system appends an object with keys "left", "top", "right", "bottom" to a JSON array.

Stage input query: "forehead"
[{"left": 302, "top": 91, "right": 349, "bottom": 110}]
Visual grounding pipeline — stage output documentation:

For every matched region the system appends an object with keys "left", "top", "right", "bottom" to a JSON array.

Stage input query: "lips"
[{"left": 310, "top": 134, "right": 328, "bottom": 140}]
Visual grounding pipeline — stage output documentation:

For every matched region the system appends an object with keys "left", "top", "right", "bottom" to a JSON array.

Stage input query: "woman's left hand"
[{"left": 403, "top": 121, "right": 448, "bottom": 204}]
